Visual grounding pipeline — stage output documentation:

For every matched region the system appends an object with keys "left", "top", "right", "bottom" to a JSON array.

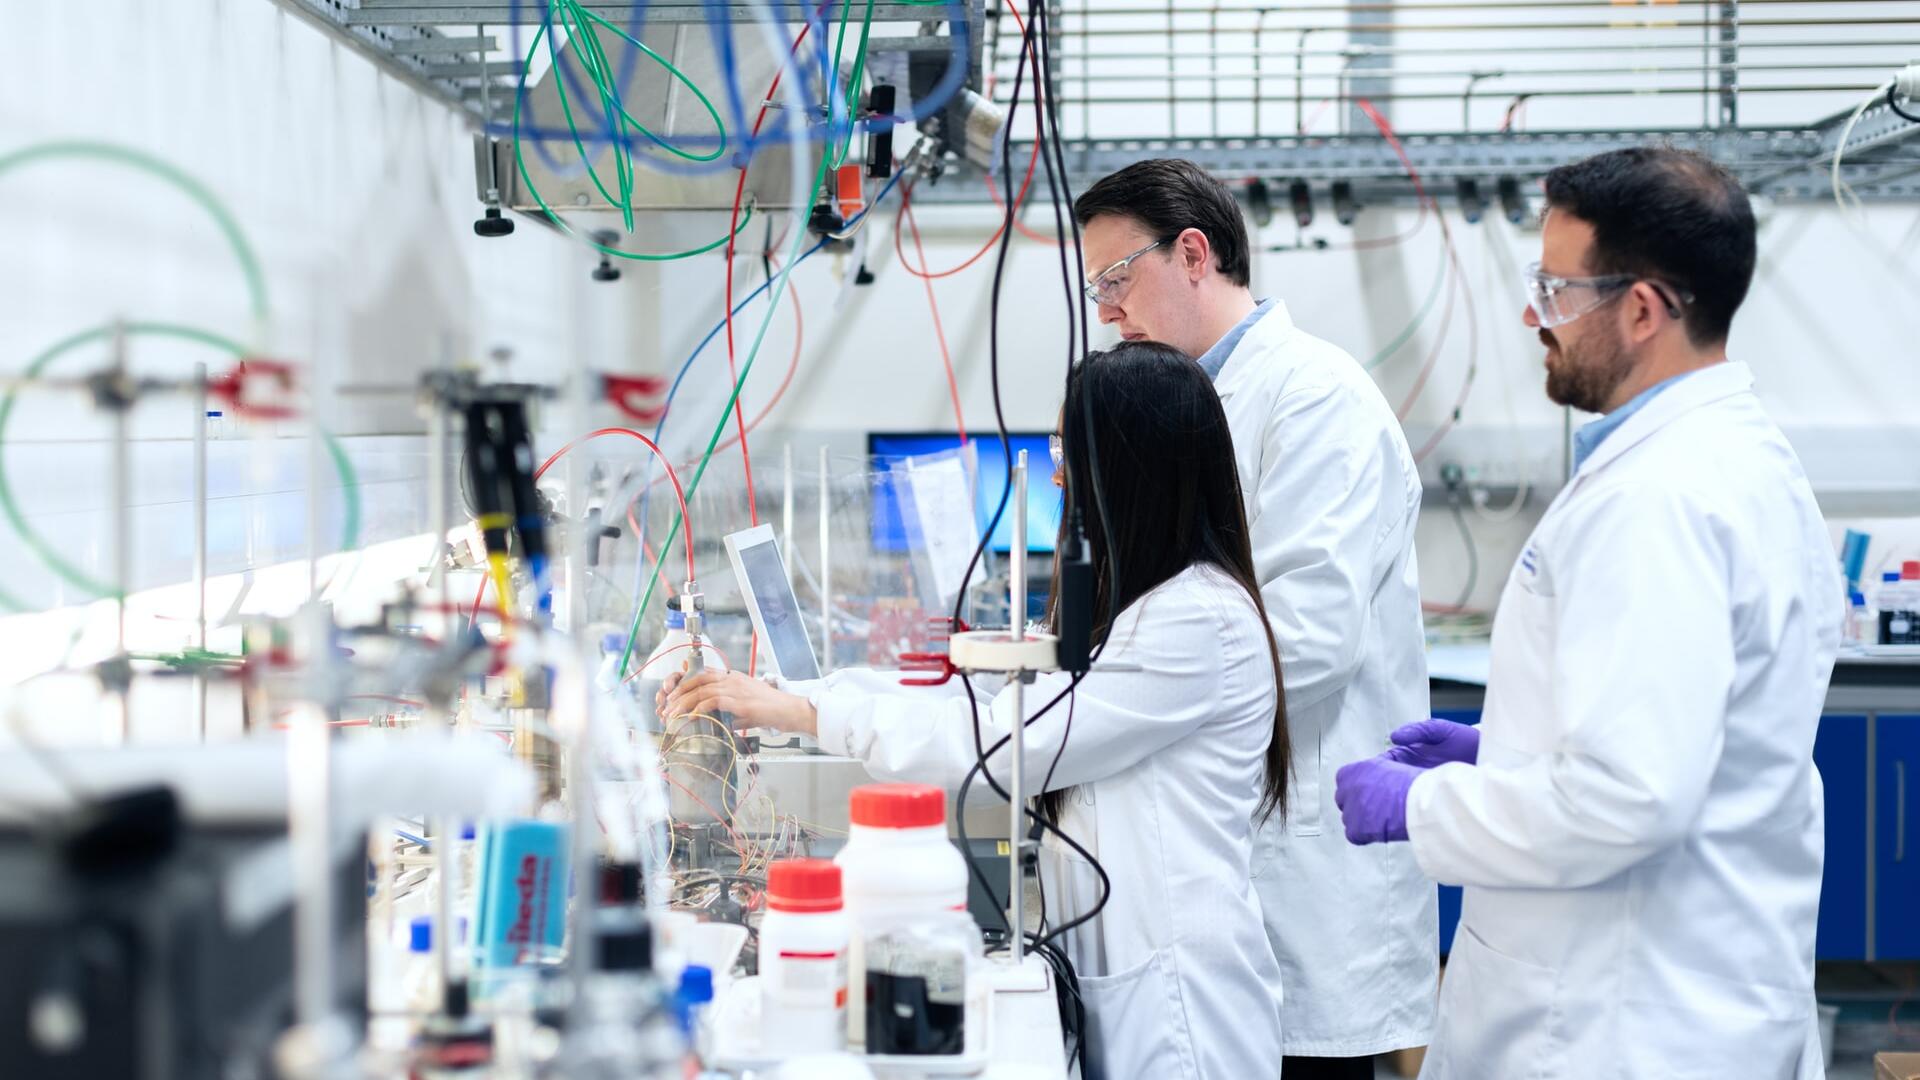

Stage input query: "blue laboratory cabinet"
[
  {"left": 1425, "top": 667, "right": 1920, "bottom": 961},
  {"left": 1876, "top": 716, "right": 1920, "bottom": 959}
]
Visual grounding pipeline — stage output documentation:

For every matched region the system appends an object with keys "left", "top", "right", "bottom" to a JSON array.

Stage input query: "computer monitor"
[
  {"left": 867, "top": 432, "right": 1061, "bottom": 555},
  {"left": 723, "top": 525, "right": 822, "bottom": 681}
]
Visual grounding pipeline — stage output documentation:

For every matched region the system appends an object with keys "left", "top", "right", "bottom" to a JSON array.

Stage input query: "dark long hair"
[{"left": 1044, "top": 341, "right": 1290, "bottom": 823}]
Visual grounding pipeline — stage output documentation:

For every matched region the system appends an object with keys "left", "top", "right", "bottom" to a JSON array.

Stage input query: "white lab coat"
[
  {"left": 1406, "top": 362, "right": 1840, "bottom": 1079},
  {"left": 795, "top": 565, "right": 1286, "bottom": 1080},
  {"left": 1213, "top": 301, "right": 1439, "bottom": 1056}
]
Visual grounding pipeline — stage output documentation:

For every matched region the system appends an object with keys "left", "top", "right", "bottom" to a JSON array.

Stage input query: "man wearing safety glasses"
[
  {"left": 1335, "top": 148, "right": 1840, "bottom": 1079},
  {"left": 1074, "top": 160, "right": 1436, "bottom": 1080}
]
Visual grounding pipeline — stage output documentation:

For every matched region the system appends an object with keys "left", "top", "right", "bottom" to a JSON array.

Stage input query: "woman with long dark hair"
[{"left": 663, "top": 341, "right": 1290, "bottom": 1078}]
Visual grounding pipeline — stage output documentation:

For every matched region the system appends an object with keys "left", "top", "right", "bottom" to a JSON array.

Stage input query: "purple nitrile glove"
[
  {"left": 1384, "top": 718, "right": 1480, "bottom": 769},
  {"left": 1334, "top": 756, "right": 1421, "bottom": 845}
]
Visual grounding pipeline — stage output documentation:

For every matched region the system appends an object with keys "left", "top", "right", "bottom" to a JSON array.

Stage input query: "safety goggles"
[
  {"left": 1523, "top": 262, "right": 1692, "bottom": 328},
  {"left": 1084, "top": 240, "right": 1166, "bottom": 306}
]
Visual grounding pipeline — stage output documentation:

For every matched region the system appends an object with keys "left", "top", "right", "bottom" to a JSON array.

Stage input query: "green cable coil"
[{"left": 0, "top": 323, "right": 363, "bottom": 608}]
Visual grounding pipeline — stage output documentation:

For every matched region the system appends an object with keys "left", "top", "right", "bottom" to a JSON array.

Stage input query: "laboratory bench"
[{"left": 1425, "top": 649, "right": 1920, "bottom": 962}]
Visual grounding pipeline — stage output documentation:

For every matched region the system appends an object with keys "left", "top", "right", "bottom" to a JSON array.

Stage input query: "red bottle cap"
[
  {"left": 849, "top": 783, "right": 947, "bottom": 829},
  {"left": 1904, "top": 560, "right": 1920, "bottom": 580},
  {"left": 767, "top": 859, "right": 843, "bottom": 913}
]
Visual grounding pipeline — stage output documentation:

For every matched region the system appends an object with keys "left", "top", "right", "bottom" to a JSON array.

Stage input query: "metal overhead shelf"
[
  {"left": 905, "top": 110, "right": 1920, "bottom": 206},
  {"left": 266, "top": 0, "right": 984, "bottom": 121},
  {"left": 270, "top": 0, "right": 1920, "bottom": 208}
]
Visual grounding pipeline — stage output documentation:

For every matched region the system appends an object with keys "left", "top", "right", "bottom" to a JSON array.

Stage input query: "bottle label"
[{"left": 773, "top": 950, "right": 849, "bottom": 1010}]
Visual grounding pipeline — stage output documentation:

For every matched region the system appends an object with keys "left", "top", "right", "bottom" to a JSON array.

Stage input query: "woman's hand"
[{"left": 660, "top": 670, "right": 817, "bottom": 737}]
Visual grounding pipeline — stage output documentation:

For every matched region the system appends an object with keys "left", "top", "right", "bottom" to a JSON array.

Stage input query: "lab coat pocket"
[
  {"left": 1426, "top": 924, "right": 1565, "bottom": 1079},
  {"left": 1079, "top": 950, "right": 1195, "bottom": 1080},
  {"left": 1289, "top": 715, "right": 1324, "bottom": 838}
]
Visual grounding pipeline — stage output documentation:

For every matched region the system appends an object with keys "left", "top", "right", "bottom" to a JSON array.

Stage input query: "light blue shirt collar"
[
  {"left": 1195, "top": 298, "right": 1274, "bottom": 382},
  {"left": 1570, "top": 369, "right": 1701, "bottom": 472}
]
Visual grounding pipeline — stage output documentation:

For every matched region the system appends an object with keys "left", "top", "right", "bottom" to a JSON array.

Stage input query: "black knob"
[{"left": 473, "top": 206, "right": 515, "bottom": 238}]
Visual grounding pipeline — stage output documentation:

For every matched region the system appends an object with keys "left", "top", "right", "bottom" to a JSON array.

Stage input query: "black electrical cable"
[
  {"left": 1020, "top": 0, "right": 1116, "bottom": 955},
  {"left": 946, "top": 0, "right": 1033, "bottom": 886},
  {"left": 1033, "top": 690, "right": 1074, "bottom": 938},
  {"left": 940, "top": 8, "right": 1114, "bottom": 1067},
  {"left": 1890, "top": 83, "right": 1920, "bottom": 124}
]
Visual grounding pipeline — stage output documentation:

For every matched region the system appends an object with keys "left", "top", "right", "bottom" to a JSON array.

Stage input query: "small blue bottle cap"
[
  {"left": 410, "top": 915, "right": 433, "bottom": 953},
  {"left": 1886, "top": 572, "right": 1903, "bottom": 583},
  {"left": 1852, "top": 591, "right": 1867, "bottom": 606},
  {"left": 678, "top": 964, "right": 714, "bottom": 1004},
  {"left": 602, "top": 632, "right": 625, "bottom": 654},
  {"left": 461, "top": 822, "right": 477, "bottom": 841},
  {"left": 665, "top": 608, "right": 686, "bottom": 630}
]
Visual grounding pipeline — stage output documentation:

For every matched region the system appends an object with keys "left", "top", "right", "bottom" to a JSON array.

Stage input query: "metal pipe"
[
  {"left": 783, "top": 443, "right": 795, "bottom": 586},
  {"left": 1295, "top": 27, "right": 1318, "bottom": 135},
  {"left": 1007, "top": 450, "right": 1028, "bottom": 964},
  {"left": 425, "top": 393, "right": 457, "bottom": 1008},
  {"left": 289, "top": 695, "right": 338, "bottom": 1038},
  {"left": 986, "top": 39, "right": 1920, "bottom": 62},
  {"left": 995, "top": 0, "right": 1916, "bottom": 15},
  {"left": 109, "top": 320, "right": 131, "bottom": 745},
  {"left": 1016, "top": 16, "right": 1920, "bottom": 36},
  {"left": 989, "top": 61, "right": 1910, "bottom": 83},
  {"left": 193, "top": 362, "right": 209, "bottom": 743},
  {"left": 819, "top": 445, "right": 832, "bottom": 673},
  {"left": 1019, "top": 83, "right": 1887, "bottom": 105}
]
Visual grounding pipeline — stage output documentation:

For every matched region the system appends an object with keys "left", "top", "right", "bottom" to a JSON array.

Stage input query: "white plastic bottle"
[
  {"left": 1877, "top": 571, "right": 1915, "bottom": 646},
  {"left": 832, "top": 784, "right": 970, "bottom": 1046},
  {"left": 639, "top": 599, "right": 728, "bottom": 680},
  {"left": 759, "top": 859, "right": 851, "bottom": 1056}
]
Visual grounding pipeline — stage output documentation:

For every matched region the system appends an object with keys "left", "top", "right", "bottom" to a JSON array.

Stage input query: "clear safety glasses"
[
  {"left": 1084, "top": 240, "right": 1166, "bottom": 306},
  {"left": 1048, "top": 434, "right": 1064, "bottom": 469},
  {"left": 1523, "top": 262, "right": 1691, "bottom": 328}
]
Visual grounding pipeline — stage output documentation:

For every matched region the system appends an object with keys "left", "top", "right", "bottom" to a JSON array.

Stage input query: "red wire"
[
  {"left": 634, "top": 255, "right": 805, "bottom": 501},
  {"left": 623, "top": 639, "right": 734, "bottom": 684},
  {"left": 896, "top": 4, "right": 1047, "bottom": 281},
  {"left": 709, "top": 260, "right": 805, "bottom": 458},
  {"left": 625, "top": 501, "right": 678, "bottom": 600},
  {"left": 1354, "top": 98, "right": 1479, "bottom": 461},
  {"left": 470, "top": 573, "right": 489, "bottom": 624},
  {"left": 535, "top": 427, "right": 695, "bottom": 582},
  {"left": 900, "top": 186, "right": 969, "bottom": 444},
  {"left": 725, "top": 17, "right": 822, "bottom": 677}
]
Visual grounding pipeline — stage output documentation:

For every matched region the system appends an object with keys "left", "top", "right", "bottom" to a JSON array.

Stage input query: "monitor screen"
[
  {"left": 725, "top": 526, "right": 822, "bottom": 681},
  {"left": 868, "top": 432, "right": 1061, "bottom": 555}
]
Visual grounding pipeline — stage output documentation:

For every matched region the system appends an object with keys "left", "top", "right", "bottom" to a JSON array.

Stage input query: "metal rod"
[
  {"left": 425, "top": 394, "right": 457, "bottom": 1007},
  {"left": 289, "top": 697, "right": 338, "bottom": 1036},
  {"left": 1012, "top": 83, "right": 1886, "bottom": 105},
  {"left": 193, "top": 362, "right": 209, "bottom": 743},
  {"left": 987, "top": 39, "right": 1920, "bottom": 61},
  {"left": 1014, "top": 16, "right": 1920, "bottom": 36},
  {"left": 782, "top": 443, "right": 795, "bottom": 587},
  {"left": 1720, "top": 0, "right": 1741, "bottom": 127},
  {"left": 989, "top": 60, "right": 1910, "bottom": 82},
  {"left": 109, "top": 321, "right": 131, "bottom": 745},
  {"left": 819, "top": 445, "right": 832, "bottom": 673},
  {"left": 1008, "top": 450, "right": 1028, "bottom": 964},
  {"left": 993, "top": 0, "right": 1914, "bottom": 15},
  {"left": 1167, "top": 0, "right": 1177, "bottom": 136}
]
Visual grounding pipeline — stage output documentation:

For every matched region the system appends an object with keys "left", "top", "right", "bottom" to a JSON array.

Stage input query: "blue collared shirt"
[
  {"left": 1571, "top": 369, "right": 1702, "bottom": 472},
  {"left": 1195, "top": 298, "right": 1275, "bottom": 382}
]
